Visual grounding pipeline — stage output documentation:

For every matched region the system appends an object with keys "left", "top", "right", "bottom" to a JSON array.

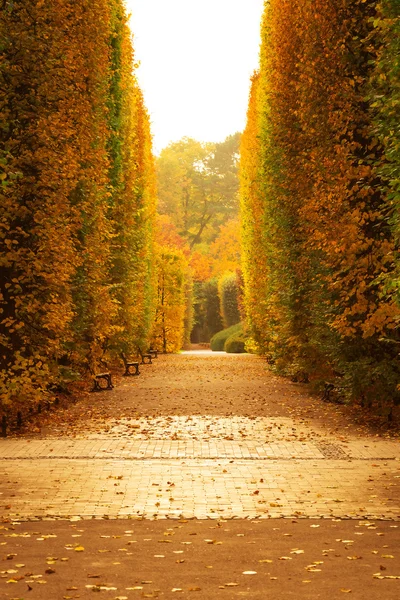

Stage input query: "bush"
[
  {"left": 225, "top": 332, "right": 247, "bottom": 354},
  {"left": 210, "top": 322, "right": 243, "bottom": 351}
]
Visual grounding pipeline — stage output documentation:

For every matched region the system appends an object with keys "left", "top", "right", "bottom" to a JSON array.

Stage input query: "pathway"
[
  {"left": 1, "top": 352, "right": 400, "bottom": 600},
  {"left": 1, "top": 352, "right": 399, "bottom": 521}
]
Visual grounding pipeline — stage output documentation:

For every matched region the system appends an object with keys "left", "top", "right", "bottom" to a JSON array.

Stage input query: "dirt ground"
[{"left": 13, "top": 352, "right": 398, "bottom": 441}]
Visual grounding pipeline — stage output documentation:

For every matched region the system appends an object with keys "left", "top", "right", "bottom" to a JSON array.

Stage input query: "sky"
[{"left": 125, "top": 0, "right": 265, "bottom": 154}]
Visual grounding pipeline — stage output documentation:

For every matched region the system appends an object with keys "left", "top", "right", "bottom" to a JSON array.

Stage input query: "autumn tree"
[
  {"left": 106, "top": 1, "right": 157, "bottom": 360},
  {"left": 152, "top": 217, "right": 192, "bottom": 352},
  {"left": 209, "top": 219, "right": 242, "bottom": 279},
  {"left": 157, "top": 134, "right": 240, "bottom": 248},
  {"left": 0, "top": 0, "right": 113, "bottom": 404}
]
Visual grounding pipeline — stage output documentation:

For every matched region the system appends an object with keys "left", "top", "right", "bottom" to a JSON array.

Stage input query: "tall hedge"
[
  {"left": 240, "top": 0, "right": 400, "bottom": 412},
  {"left": 0, "top": 0, "right": 157, "bottom": 408},
  {"left": 218, "top": 273, "right": 241, "bottom": 328}
]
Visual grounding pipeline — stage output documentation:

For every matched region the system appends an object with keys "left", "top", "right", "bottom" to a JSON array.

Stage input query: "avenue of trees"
[
  {"left": 3, "top": 0, "right": 399, "bottom": 421},
  {"left": 240, "top": 0, "right": 400, "bottom": 413}
]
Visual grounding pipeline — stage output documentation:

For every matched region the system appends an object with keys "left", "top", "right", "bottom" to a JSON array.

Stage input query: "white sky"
[{"left": 125, "top": 0, "right": 265, "bottom": 154}]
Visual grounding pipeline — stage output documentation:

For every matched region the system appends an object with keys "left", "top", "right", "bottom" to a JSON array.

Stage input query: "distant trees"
[
  {"left": 0, "top": 0, "right": 157, "bottom": 406},
  {"left": 157, "top": 134, "right": 240, "bottom": 248},
  {"left": 156, "top": 134, "right": 242, "bottom": 344},
  {"left": 240, "top": 0, "right": 400, "bottom": 412},
  {"left": 152, "top": 216, "right": 192, "bottom": 353}
]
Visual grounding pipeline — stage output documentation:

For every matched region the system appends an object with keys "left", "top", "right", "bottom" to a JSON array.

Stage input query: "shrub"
[
  {"left": 224, "top": 332, "right": 247, "bottom": 354},
  {"left": 210, "top": 322, "right": 243, "bottom": 352}
]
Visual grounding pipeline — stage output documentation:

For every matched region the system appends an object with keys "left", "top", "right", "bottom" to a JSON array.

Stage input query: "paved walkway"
[{"left": 0, "top": 353, "right": 399, "bottom": 522}]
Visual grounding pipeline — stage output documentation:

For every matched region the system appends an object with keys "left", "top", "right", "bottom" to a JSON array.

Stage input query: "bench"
[
  {"left": 121, "top": 353, "right": 140, "bottom": 377},
  {"left": 321, "top": 382, "right": 346, "bottom": 405},
  {"left": 92, "top": 372, "right": 113, "bottom": 392},
  {"left": 138, "top": 348, "right": 152, "bottom": 365},
  {"left": 148, "top": 348, "right": 158, "bottom": 359}
]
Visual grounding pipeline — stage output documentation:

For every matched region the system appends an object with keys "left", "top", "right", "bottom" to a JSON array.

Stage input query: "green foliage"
[
  {"left": 156, "top": 134, "right": 241, "bottom": 249},
  {"left": 368, "top": 0, "right": 400, "bottom": 302},
  {"left": 191, "top": 279, "right": 223, "bottom": 343},
  {"left": 210, "top": 322, "right": 243, "bottom": 352},
  {"left": 218, "top": 273, "right": 241, "bottom": 328},
  {"left": 224, "top": 331, "right": 248, "bottom": 354},
  {"left": 183, "top": 273, "right": 195, "bottom": 346}
]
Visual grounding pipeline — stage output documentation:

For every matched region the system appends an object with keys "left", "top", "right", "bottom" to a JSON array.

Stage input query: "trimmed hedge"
[
  {"left": 225, "top": 332, "right": 247, "bottom": 354},
  {"left": 218, "top": 272, "right": 241, "bottom": 328},
  {"left": 210, "top": 322, "right": 243, "bottom": 352}
]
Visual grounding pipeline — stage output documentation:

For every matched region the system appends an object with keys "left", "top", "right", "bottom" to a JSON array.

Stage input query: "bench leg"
[
  {"left": 124, "top": 364, "right": 140, "bottom": 376},
  {"left": 92, "top": 374, "right": 114, "bottom": 392},
  {"left": 1, "top": 415, "right": 7, "bottom": 438}
]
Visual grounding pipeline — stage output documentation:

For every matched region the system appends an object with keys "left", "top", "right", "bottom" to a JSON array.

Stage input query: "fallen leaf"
[{"left": 126, "top": 586, "right": 143, "bottom": 590}]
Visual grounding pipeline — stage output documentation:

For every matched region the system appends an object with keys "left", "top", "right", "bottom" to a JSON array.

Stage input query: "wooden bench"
[
  {"left": 92, "top": 372, "right": 113, "bottom": 392},
  {"left": 148, "top": 348, "right": 158, "bottom": 359},
  {"left": 321, "top": 382, "right": 346, "bottom": 404},
  {"left": 121, "top": 353, "right": 140, "bottom": 377},
  {"left": 138, "top": 348, "right": 152, "bottom": 365}
]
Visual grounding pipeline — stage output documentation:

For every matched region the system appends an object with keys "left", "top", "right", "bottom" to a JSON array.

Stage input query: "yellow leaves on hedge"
[{"left": 239, "top": 0, "right": 400, "bottom": 404}]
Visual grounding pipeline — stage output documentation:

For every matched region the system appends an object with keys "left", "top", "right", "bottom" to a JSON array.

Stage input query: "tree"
[
  {"left": 210, "top": 219, "right": 242, "bottom": 279},
  {"left": 151, "top": 216, "right": 192, "bottom": 352},
  {"left": 107, "top": 1, "right": 157, "bottom": 359},
  {"left": 218, "top": 273, "right": 241, "bottom": 328},
  {"left": 157, "top": 134, "right": 241, "bottom": 248}
]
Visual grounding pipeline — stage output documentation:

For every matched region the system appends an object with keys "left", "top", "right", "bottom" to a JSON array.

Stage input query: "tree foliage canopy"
[{"left": 157, "top": 134, "right": 240, "bottom": 248}]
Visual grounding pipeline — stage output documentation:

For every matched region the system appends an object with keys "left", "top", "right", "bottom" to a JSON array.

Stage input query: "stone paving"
[{"left": 0, "top": 355, "right": 399, "bottom": 522}]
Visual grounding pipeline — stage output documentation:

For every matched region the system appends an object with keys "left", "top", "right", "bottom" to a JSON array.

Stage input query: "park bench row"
[
  {"left": 92, "top": 348, "right": 158, "bottom": 391},
  {"left": 0, "top": 348, "right": 159, "bottom": 437}
]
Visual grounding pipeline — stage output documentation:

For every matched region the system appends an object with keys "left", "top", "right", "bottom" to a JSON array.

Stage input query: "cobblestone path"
[{"left": 1, "top": 353, "right": 399, "bottom": 521}]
